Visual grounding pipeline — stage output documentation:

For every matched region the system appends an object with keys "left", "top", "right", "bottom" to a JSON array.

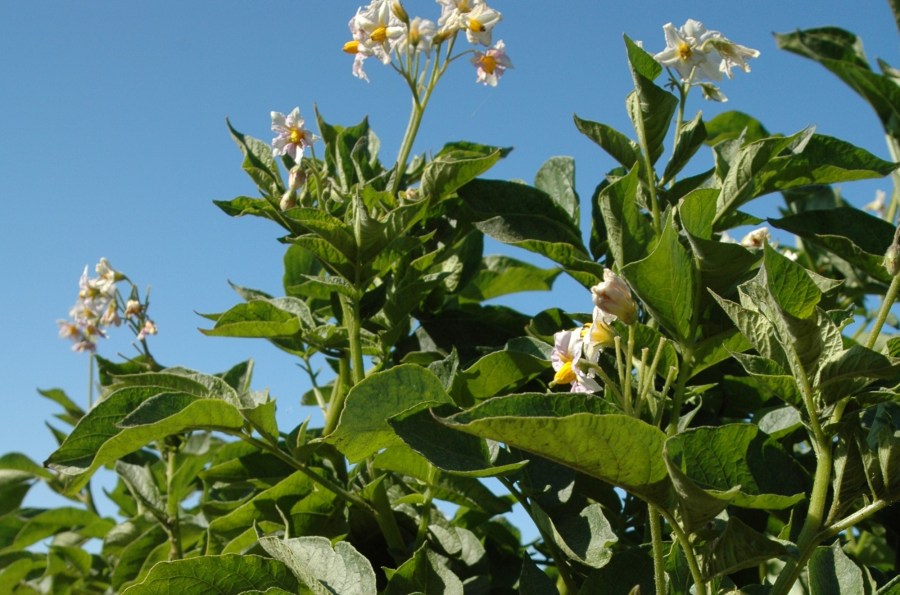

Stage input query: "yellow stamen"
[
  {"left": 678, "top": 42, "right": 693, "bottom": 61},
  {"left": 553, "top": 360, "right": 577, "bottom": 385},
  {"left": 289, "top": 128, "right": 303, "bottom": 144},
  {"left": 456, "top": 0, "right": 472, "bottom": 12},
  {"left": 480, "top": 55, "right": 497, "bottom": 74},
  {"left": 468, "top": 18, "right": 486, "bottom": 33},
  {"left": 343, "top": 40, "right": 360, "bottom": 54},
  {"left": 371, "top": 26, "right": 388, "bottom": 43}
]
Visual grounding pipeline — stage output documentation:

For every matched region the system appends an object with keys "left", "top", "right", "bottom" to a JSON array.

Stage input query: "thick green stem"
[
  {"left": 648, "top": 505, "right": 667, "bottom": 595},
  {"left": 342, "top": 295, "right": 366, "bottom": 386},
  {"left": 866, "top": 272, "right": 900, "bottom": 349},
  {"left": 659, "top": 508, "right": 708, "bottom": 595},
  {"left": 322, "top": 359, "right": 348, "bottom": 436},
  {"left": 165, "top": 446, "right": 183, "bottom": 561}
]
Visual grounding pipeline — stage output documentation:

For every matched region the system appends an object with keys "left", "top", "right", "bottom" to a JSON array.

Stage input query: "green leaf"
[
  {"left": 622, "top": 210, "right": 697, "bottom": 343},
  {"left": 519, "top": 556, "right": 559, "bottom": 595},
  {"left": 37, "top": 387, "right": 84, "bottom": 426},
  {"left": 421, "top": 149, "right": 502, "bottom": 202},
  {"left": 227, "top": 119, "right": 283, "bottom": 198},
  {"left": 2, "top": 507, "right": 114, "bottom": 553},
  {"left": 325, "top": 365, "right": 454, "bottom": 462},
  {"left": 598, "top": 166, "right": 656, "bottom": 267},
  {"left": 579, "top": 546, "right": 655, "bottom": 595},
  {"left": 383, "top": 544, "right": 464, "bottom": 595},
  {"left": 259, "top": 536, "right": 376, "bottom": 595},
  {"left": 807, "top": 542, "right": 865, "bottom": 595},
  {"left": 459, "top": 255, "right": 560, "bottom": 303},
  {"left": 817, "top": 345, "right": 900, "bottom": 404},
  {"left": 530, "top": 502, "right": 617, "bottom": 569},
  {"left": 699, "top": 517, "right": 788, "bottom": 579},
  {"left": 46, "top": 388, "right": 244, "bottom": 494},
  {"left": 713, "top": 129, "right": 813, "bottom": 227},
  {"left": 662, "top": 112, "right": 707, "bottom": 185},
  {"left": 769, "top": 207, "right": 896, "bottom": 283},
  {"left": 762, "top": 244, "right": 822, "bottom": 320},
  {"left": 121, "top": 554, "right": 300, "bottom": 594},
  {"left": 452, "top": 344, "right": 551, "bottom": 404},
  {"left": 573, "top": 115, "right": 639, "bottom": 170},
  {"left": 665, "top": 424, "right": 807, "bottom": 510},
  {"left": 109, "top": 524, "right": 168, "bottom": 590},
  {"left": 441, "top": 407, "right": 672, "bottom": 507},
  {"left": 704, "top": 111, "right": 769, "bottom": 145},
  {"left": 389, "top": 406, "right": 528, "bottom": 478},
  {"left": 201, "top": 298, "right": 310, "bottom": 339},
  {"left": 534, "top": 156, "right": 579, "bottom": 224},
  {"left": 624, "top": 35, "right": 677, "bottom": 165}
]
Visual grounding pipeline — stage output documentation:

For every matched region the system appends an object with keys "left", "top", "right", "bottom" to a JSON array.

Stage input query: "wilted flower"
[
  {"left": 550, "top": 328, "right": 601, "bottom": 393},
  {"left": 399, "top": 17, "right": 437, "bottom": 55},
  {"left": 699, "top": 82, "right": 728, "bottom": 103},
  {"left": 653, "top": 19, "right": 758, "bottom": 85},
  {"left": 125, "top": 299, "right": 143, "bottom": 318},
  {"left": 591, "top": 269, "right": 638, "bottom": 325},
  {"left": 739, "top": 227, "right": 770, "bottom": 249},
  {"left": 271, "top": 108, "right": 316, "bottom": 160},
  {"left": 863, "top": 190, "right": 887, "bottom": 218},
  {"left": 472, "top": 40, "right": 512, "bottom": 86}
]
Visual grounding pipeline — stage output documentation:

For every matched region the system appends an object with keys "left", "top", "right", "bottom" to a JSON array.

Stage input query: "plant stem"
[
  {"left": 649, "top": 505, "right": 667, "bottom": 595},
  {"left": 165, "top": 446, "right": 183, "bottom": 560},
  {"left": 666, "top": 346, "right": 693, "bottom": 436},
  {"left": 659, "top": 508, "right": 707, "bottom": 595},
  {"left": 322, "top": 359, "right": 348, "bottom": 436},
  {"left": 865, "top": 271, "right": 900, "bottom": 349}
]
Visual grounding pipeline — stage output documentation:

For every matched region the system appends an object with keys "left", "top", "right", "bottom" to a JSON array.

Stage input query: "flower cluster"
[
  {"left": 653, "top": 19, "right": 759, "bottom": 101},
  {"left": 550, "top": 269, "right": 638, "bottom": 393},
  {"left": 344, "top": 0, "right": 511, "bottom": 86},
  {"left": 58, "top": 259, "right": 156, "bottom": 353}
]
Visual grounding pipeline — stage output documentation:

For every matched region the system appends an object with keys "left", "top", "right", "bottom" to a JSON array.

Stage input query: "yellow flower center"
[
  {"left": 343, "top": 40, "right": 360, "bottom": 54},
  {"left": 468, "top": 18, "right": 486, "bottom": 32},
  {"left": 553, "top": 360, "right": 577, "bottom": 385},
  {"left": 480, "top": 54, "right": 497, "bottom": 74},
  {"left": 371, "top": 26, "right": 388, "bottom": 43},
  {"left": 678, "top": 42, "right": 693, "bottom": 61},
  {"left": 456, "top": 0, "right": 472, "bottom": 12},
  {"left": 289, "top": 128, "right": 303, "bottom": 144}
]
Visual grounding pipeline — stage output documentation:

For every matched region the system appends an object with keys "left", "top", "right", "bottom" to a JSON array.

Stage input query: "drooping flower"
[
  {"left": 137, "top": 319, "right": 158, "bottom": 341},
  {"left": 472, "top": 40, "right": 512, "bottom": 86},
  {"left": 591, "top": 269, "right": 638, "bottom": 325},
  {"left": 350, "top": 0, "right": 405, "bottom": 64},
  {"left": 653, "top": 19, "right": 758, "bottom": 85},
  {"left": 271, "top": 108, "right": 316, "bottom": 160},
  {"left": 550, "top": 328, "right": 601, "bottom": 393}
]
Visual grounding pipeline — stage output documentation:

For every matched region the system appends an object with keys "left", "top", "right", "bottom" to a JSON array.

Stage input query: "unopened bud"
[
  {"left": 391, "top": 1, "right": 409, "bottom": 25},
  {"left": 591, "top": 269, "right": 638, "bottom": 325},
  {"left": 885, "top": 243, "right": 900, "bottom": 277},
  {"left": 432, "top": 27, "right": 453, "bottom": 46}
]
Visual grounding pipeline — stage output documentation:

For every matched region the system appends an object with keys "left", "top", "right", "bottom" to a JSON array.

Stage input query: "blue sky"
[{"left": 2, "top": 1, "right": 897, "bottom": 518}]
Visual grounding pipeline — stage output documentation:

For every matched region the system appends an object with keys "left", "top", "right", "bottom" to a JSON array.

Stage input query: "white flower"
[
  {"left": 350, "top": 0, "right": 404, "bottom": 64},
  {"left": 436, "top": 0, "right": 483, "bottom": 32},
  {"left": 137, "top": 319, "right": 158, "bottom": 341},
  {"left": 739, "top": 227, "right": 770, "bottom": 249},
  {"left": 463, "top": 3, "right": 501, "bottom": 46},
  {"left": 271, "top": 108, "right": 316, "bottom": 160},
  {"left": 471, "top": 40, "right": 512, "bottom": 86},
  {"left": 591, "top": 269, "right": 638, "bottom": 325},
  {"left": 550, "top": 328, "right": 602, "bottom": 393},
  {"left": 864, "top": 190, "right": 887, "bottom": 217},
  {"left": 581, "top": 307, "right": 617, "bottom": 362},
  {"left": 654, "top": 19, "right": 758, "bottom": 84}
]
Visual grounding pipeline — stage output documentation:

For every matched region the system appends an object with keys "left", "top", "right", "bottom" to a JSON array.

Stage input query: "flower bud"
[
  {"left": 591, "top": 269, "right": 638, "bottom": 325},
  {"left": 885, "top": 243, "right": 900, "bottom": 277},
  {"left": 391, "top": 1, "right": 409, "bottom": 25}
]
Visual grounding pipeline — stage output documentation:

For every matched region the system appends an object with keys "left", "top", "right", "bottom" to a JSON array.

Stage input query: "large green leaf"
[
  {"left": 421, "top": 148, "right": 503, "bottom": 202},
  {"left": 1, "top": 507, "right": 114, "bottom": 553},
  {"left": 452, "top": 341, "right": 551, "bottom": 404},
  {"left": 807, "top": 542, "right": 866, "bottom": 595},
  {"left": 662, "top": 112, "right": 707, "bottom": 185},
  {"left": 325, "top": 365, "right": 454, "bottom": 462},
  {"left": 598, "top": 166, "right": 655, "bottom": 267},
  {"left": 534, "top": 156, "right": 579, "bottom": 224},
  {"left": 383, "top": 544, "right": 464, "bottom": 595},
  {"left": 573, "top": 115, "right": 640, "bottom": 170},
  {"left": 769, "top": 207, "right": 896, "bottom": 283},
  {"left": 665, "top": 424, "right": 807, "bottom": 510},
  {"left": 259, "top": 536, "right": 377, "bottom": 595},
  {"left": 201, "top": 299, "right": 310, "bottom": 339},
  {"left": 624, "top": 36, "right": 677, "bottom": 165},
  {"left": 226, "top": 119, "right": 283, "bottom": 198},
  {"left": 121, "top": 554, "right": 300, "bottom": 594},
  {"left": 459, "top": 255, "right": 560, "bottom": 303},
  {"left": 440, "top": 404, "right": 672, "bottom": 507},
  {"left": 622, "top": 210, "right": 697, "bottom": 343},
  {"left": 530, "top": 501, "right": 617, "bottom": 569},
  {"left": 699, "top": 517, "right": 789, "bottom": 580}
]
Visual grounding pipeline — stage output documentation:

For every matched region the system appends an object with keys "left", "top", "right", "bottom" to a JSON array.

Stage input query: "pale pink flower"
[
  {"left": 350, "top": 0, "right": 404, "bottom": 64},
  {"left": 550, "top": 328, "right": 601, "bottom": 393},
  {"left": 137, "top": 319, "right": 158, "bottom": 341},
  {"left": 472, "top": 40, "right": 512, "bottom": 86},
  {"left": 591, "top": 269, "right": 638, "bottom": 325}
]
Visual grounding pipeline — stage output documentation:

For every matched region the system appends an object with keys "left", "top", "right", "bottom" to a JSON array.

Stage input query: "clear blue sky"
[{"left": 2, "top": 1, "right": 897, "bottom": 515}]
